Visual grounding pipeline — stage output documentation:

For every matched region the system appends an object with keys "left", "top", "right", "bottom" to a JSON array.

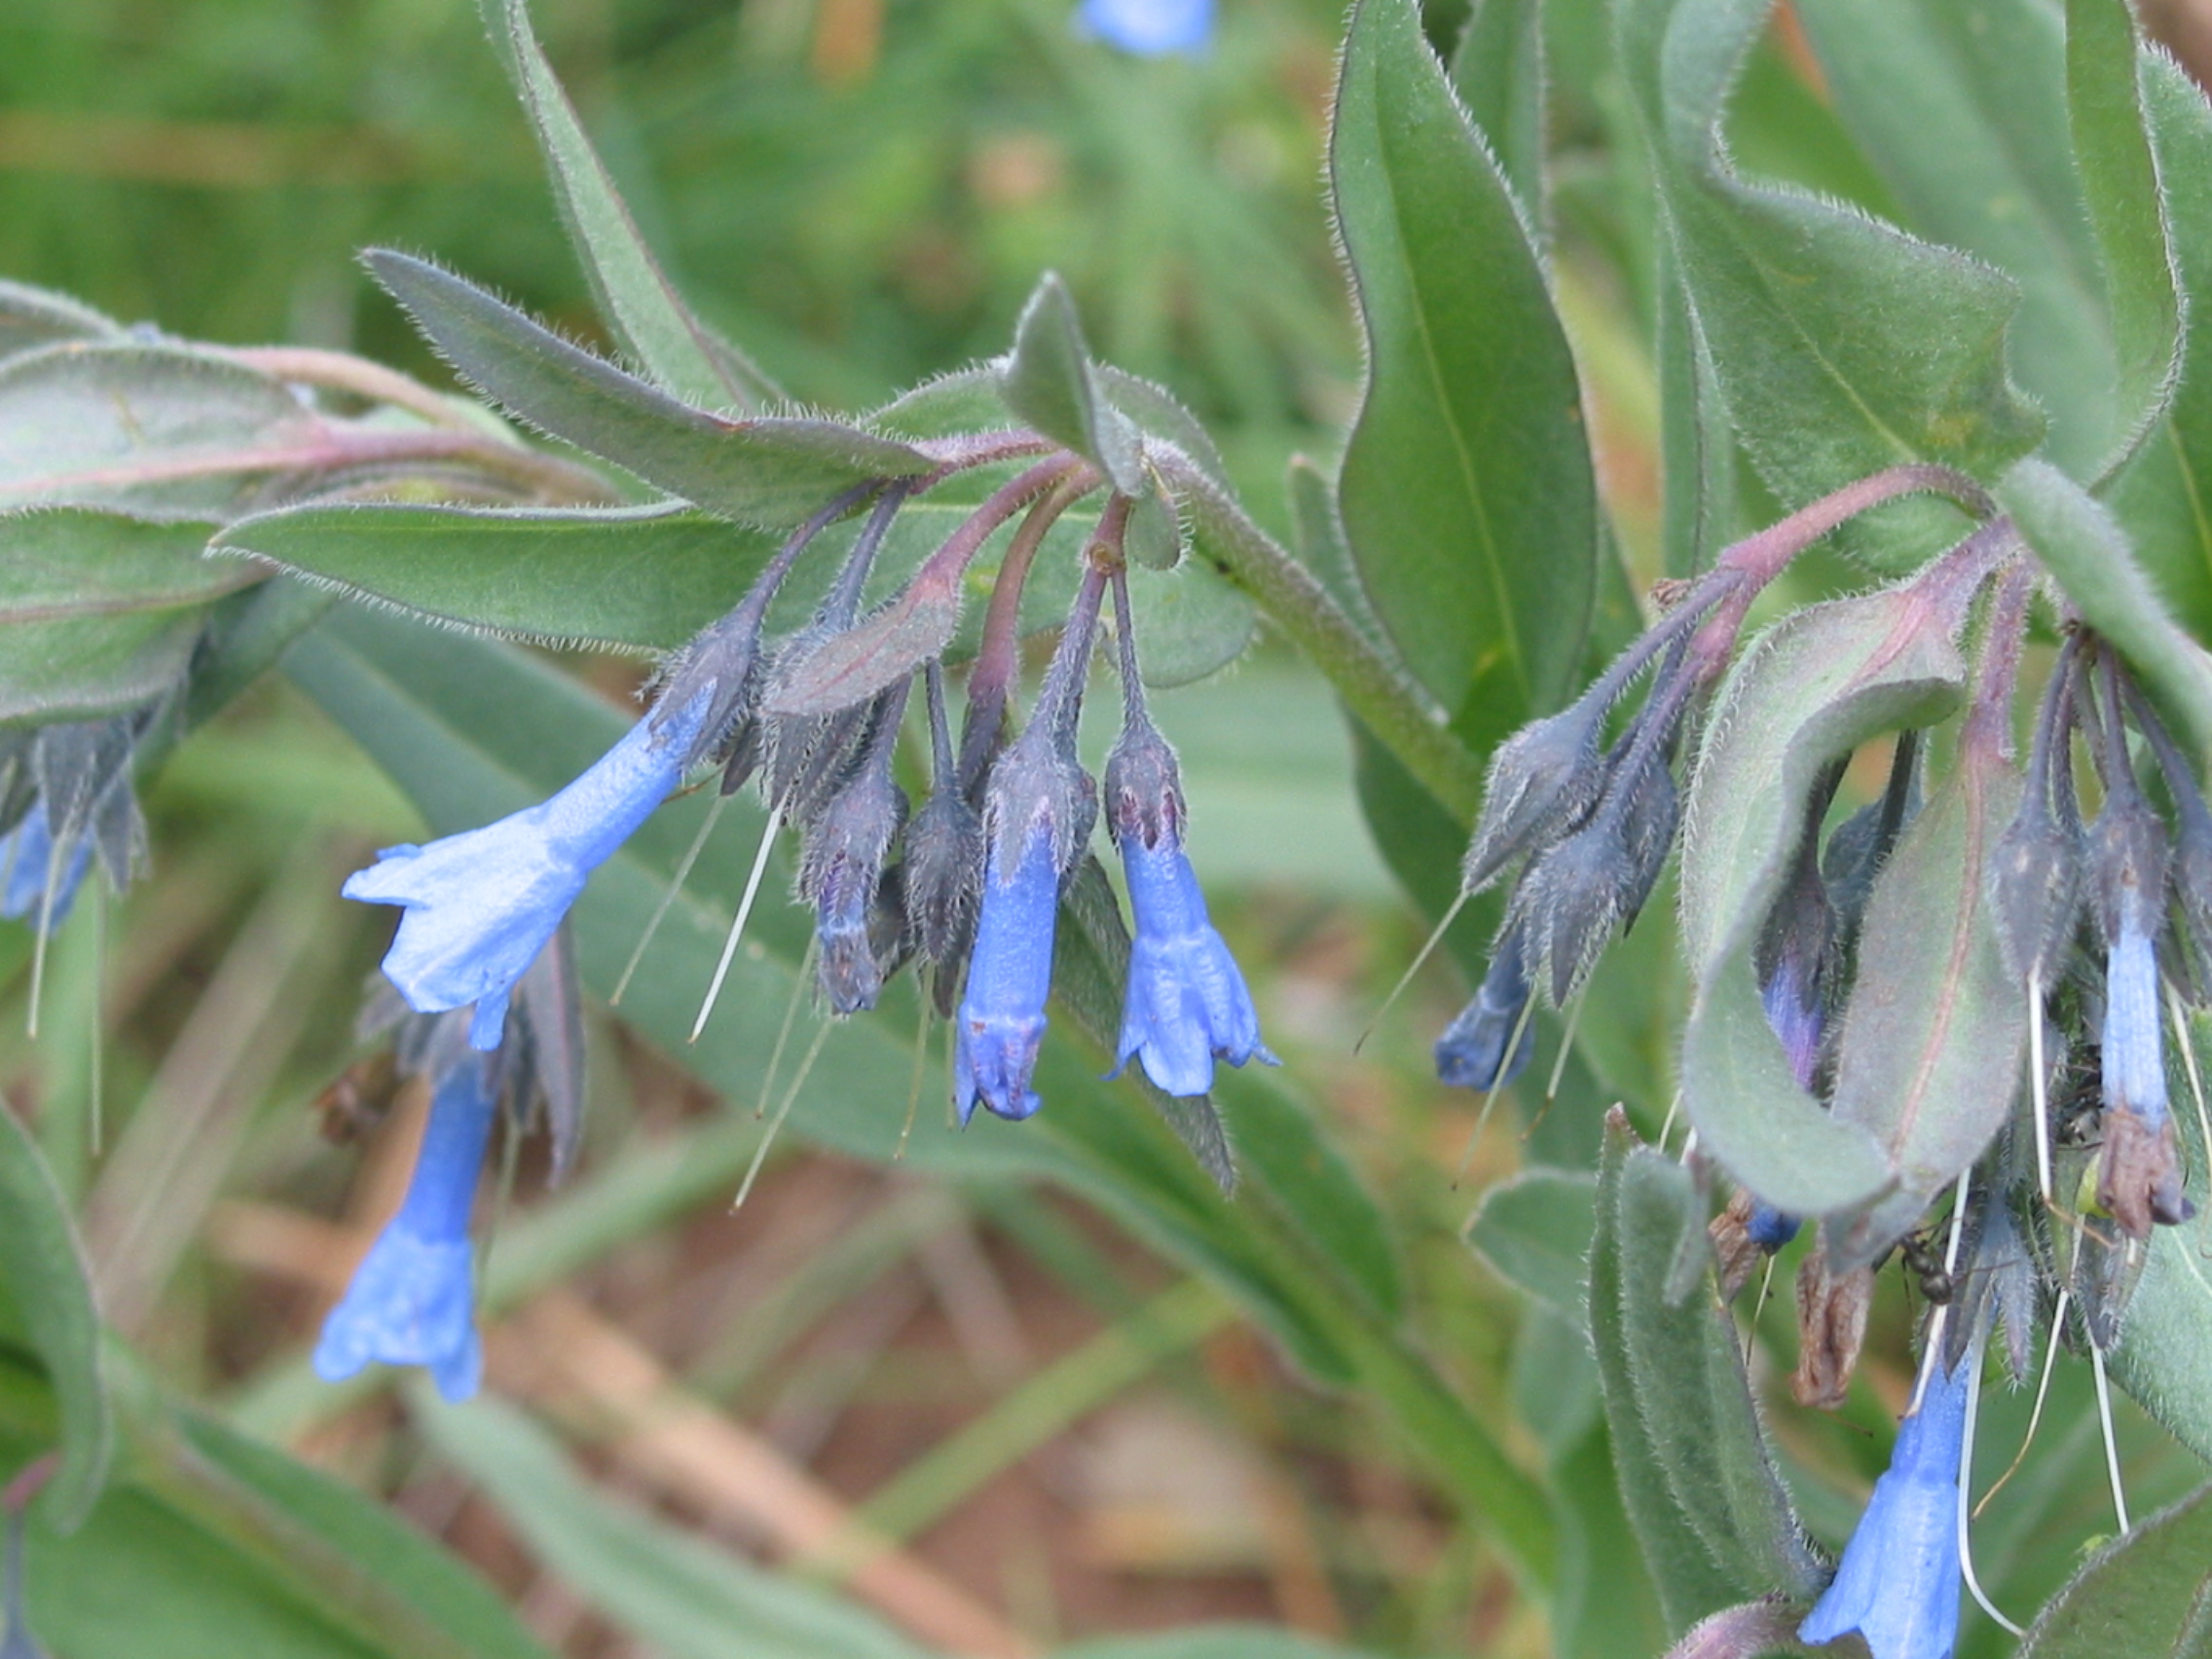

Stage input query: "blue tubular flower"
[
  {"left": 1102, "top": 630, "right": 1272, "bottom": 1096},
  {"left": 954, "top": 822, "right": 1060, "bottom": 1124},
  {"left": 1800, "top": 1355, "right": 1971, "bottom": 1659},
  {"left": 1078, "top": 0, "right": 1213, "bottom": 55},
  {"left": 314, "top": 1053, "right": 498, "bottom": 1401},
  {"left": 2104, "top": 923, "right": 2168, "bottom": 1127},
  {"left": 1116, "top": 832, "right": 1273, "bottom": 1095},
  {"left": 344, "top": 692, "right": 709, "bottom": 1049},
  {"left": 0, "top": 803, "right": 92, "bottom": 930},
  {"left": 953, "top": 565, "right": 1109, "bottom": 1125}
]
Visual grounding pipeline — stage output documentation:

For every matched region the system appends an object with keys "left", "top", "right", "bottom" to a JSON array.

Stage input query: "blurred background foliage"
[{"left": 10, "top": 0, "right": 2212, "bottom": 1655}]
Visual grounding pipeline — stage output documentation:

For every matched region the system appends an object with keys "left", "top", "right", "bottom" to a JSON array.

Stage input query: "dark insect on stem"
[{"left": 1898, "top": 1230, "right": 1956, "bottom": 1306}]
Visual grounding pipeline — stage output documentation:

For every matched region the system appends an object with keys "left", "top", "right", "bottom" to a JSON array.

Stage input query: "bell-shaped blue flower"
[
  {"left": 1078, "top": 0, "right": 1212, "bottom": 55},
  {"left": 344, "top": 693, "right": 708, "bottom": 1049},
  {"left": 1800, "top": 1354, "right": 1971, "bottom": 1659},
  {"left": 0, "top": 803, "right": 92, "bottom": 931},
  {"left": 1115, "top": 835, "right": 1272, "bottom": 1096},
  {"left": 314, "top": 1053, "right": 498, "bottom": 1401},
  {"left": 954, "top": 823, "right": 1059, "bottom": 1124}
]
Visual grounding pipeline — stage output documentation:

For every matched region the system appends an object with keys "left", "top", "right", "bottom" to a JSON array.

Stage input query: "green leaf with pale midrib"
[
  {"left": 1618, "top": 0, "right": 2044, "bottom": 568},
  {"left": 1331, "top": 0, "right": 1598, "bottom": 754}
]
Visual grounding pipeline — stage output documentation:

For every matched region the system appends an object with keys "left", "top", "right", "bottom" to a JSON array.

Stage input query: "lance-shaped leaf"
[
  {"left": 2108, "top": 58, "right": 2212, "bottom": 647},
  {"left": 1330, "top": 0, "right": 1598, "bottom": 742},
  {"left": 0, "top": 279, "right": 120, "bottom": 363},
  {"left": 1449, "top": 0, "right": 1547, "bottom": 228},
  {"left": 1678, "top": 587, "right": 1970, "bottom": 1215},
  {"left": 364, "top": 251, "right": 932, "bottom": 528},
  {"left": 1589, "top": 1113, "right": 1822, "bottom": 1635},
  {"left": 1, "top": 509, "right": 256, "bottom": 618},
  {"left": 215, "top": 500, "right": 779, "bottom": 651},
  {"left": 0, "top": 510, "right": 256, "bottom": 722},
  {"left": 0, "top": 342, "right": 322, "bottom": 521},
  {"left": 2003, "top": 457, "right": 2212, "bottom": 764},
  {"left": 2017, "top": 1482, "right": 2212, "bottom": 1657},
  {"left": 2067, "top": 0, "right": 2182, "bottom": 478},
  {"left": 1824, "top": 742, "right": 2025, "bottom": 1266},
  {"left": 475, "top": 0, "right": 776, "bottom": 413},
  {"left": 1616, "top": 0, "right": 2043, "bottom": 567},
  {"left": 998, "top": 274, "right": 1145, "bottom": 497},
  {"left": 0, "top": 1099, "right": 111, "bottom": 1530},
  {"left": 1791, "top": 0, "right": 2118, "bottom": 478}
]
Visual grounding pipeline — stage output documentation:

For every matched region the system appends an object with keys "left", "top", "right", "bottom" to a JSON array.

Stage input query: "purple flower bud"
[
  {"left": 345, "top": 689, "right": 710, "bottom": 1049},
  {"left": 799, "top": 688, "right": 908, "bottom": 1014},
  {"left": 1435, "top": 922, "right": 1535, "bottom": 1090},
  {"left": 1077, "top": 0, "right": 1213, "bottom": 55},
  {"left": 0, "top": 802, "right": 92, "bottom": 931},
  {"left": 313, "top": 1053, "right": 498, "bottom": 1401},
  {"left": 903, "top": 668, "right": 985, "bottom": 970},
  {"left": 1799, "top": 1353, "right": 1970, "bottom": 1659},
  {"left": 954, "top": 822, "right": 1059, "bottom": 1124}
]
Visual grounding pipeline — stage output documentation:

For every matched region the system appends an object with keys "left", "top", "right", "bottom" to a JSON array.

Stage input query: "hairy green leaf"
[
  {"left": 1679, "top": 586, "right": 1971, "bottom": 1215},
  {"left": 0, "top": 510, "right": 250, "bottom": 620},
  {"left": 476, "top": 0, "right": 777, "bottom": 412},
  {"left": 1618, "top": 0, "right": 2043, "bottom": 562},
  {"left": 1466, "top": 1168, "right": 1596, "bottom": 1312},
  {"left": 1450, "top": 0, "right": 1548, "bottom": 229},
  {"left": 0, "top": 279, "right": 120, "bottom": 363},
  {"left": 1589, "top": 1115, "right": 1820, "bottom": 1633},
  {"left": 2002, "top": 456, "right": 2212, "bottom": 764},
  {"left": 1792, "top": 0, "right": 2117, "bottom": 477},
  {"left": 364, "top": 251, "right": 932, "bottom": 528},
  {"left": 2108, "top": 57, "right": 2212, "bottom": 646},
  {"left": 2067, "top": 0, "right": 2182, "bottom": 477},
  {"left": 1825, "top": 742, "right": 2024, "bottom": 1264},
  {"left": 1331, "top": 0, "right": 1598, "bottom": 744},
  {"left": 999, "top": 273, "right": 1145, "bottom": 496},
  {"left": 0, "top": 343, "right": 319, "bottom": 521},
  {"left": 2017, "top": 1481, "right": 2212, "bottom": 1656}
]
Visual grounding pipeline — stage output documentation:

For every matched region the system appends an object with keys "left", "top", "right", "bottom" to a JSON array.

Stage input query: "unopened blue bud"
[
  {"left": 1799, "top": 1354, "right": 1971, "bottom": 1659},
  {"left": 345, "top": 690, "right": 709, "bottom": 1048},
  {"left": 1746, "top": 1201, "right": 1800, "bottom": 1250},
  {"left": 313, "top": 1054, "right": 498, "bottom": 1401},
  {"left": 1436, "top": 923, "right": 1536, "bottom": 1090}
]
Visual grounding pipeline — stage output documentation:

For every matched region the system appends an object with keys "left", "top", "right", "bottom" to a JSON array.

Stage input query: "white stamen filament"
[{"left": 691, "top": 806, "right": 785, "bottom": 1043}]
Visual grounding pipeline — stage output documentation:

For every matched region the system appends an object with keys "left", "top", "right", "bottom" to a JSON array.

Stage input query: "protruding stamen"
[
  {"left": 613, "top": 793, "right": 728, "bottom": 1006},
  {"left": 691, "top": 807, "right": 785, "bottom": 1043}
]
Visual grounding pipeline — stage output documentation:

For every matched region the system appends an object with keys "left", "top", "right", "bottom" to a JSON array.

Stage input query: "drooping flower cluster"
[
  {"left": 334, "top": 446, "right": 1273, "bottom": 1393},
  {"left": 1430, "top": 466, "right": 2212, "bottom": 1651}
]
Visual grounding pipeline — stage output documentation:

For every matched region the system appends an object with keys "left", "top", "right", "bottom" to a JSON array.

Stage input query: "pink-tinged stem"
[
  {"left": 224, "top": 347, "right": 478, "bottom": 429},
  {"left": 1691, "top": 463, "right": 1994, "bottom": 679},
  {"left": 10, "top": 426, "right": 612, "bottom": 507},
  {"left": 1964, "top": 558, "right": 2034, "bottom": 759}
]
